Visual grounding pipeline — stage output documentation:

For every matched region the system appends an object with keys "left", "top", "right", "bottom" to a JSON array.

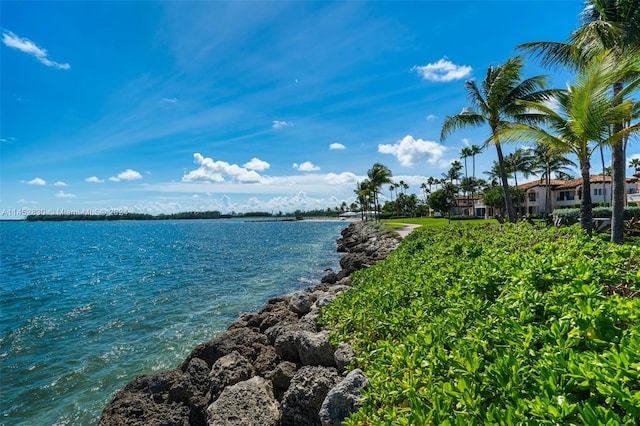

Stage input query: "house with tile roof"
[{"left": 467, "top": 174, "right": 639, "bottom": 218}]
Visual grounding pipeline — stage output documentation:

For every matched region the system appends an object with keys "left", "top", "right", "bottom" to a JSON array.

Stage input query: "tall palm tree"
[
  {"left": 519, "top": 0, "right": 640, "bottom": 242},
  {"left": 441, "top": 56, "right": 550, "bottom": 222},
  {"left": 532, "top": 144, "right": 576, "bottom": 217},
  {"left": 355, "top": 179, "right": 374, "bottom": 220},
  {"left": 367, "top": 163, "right": 393, "bottom": 221},
  {"left": 460, "top": 147, "right": 473, "bottom": 208},
  {"left": 484, "top": 160, "right": 511, "bottom": 187},
  {"left": 506, "top": 148, "right": 537, "bottom": 216},
  {"left": 630, "top": 157, "right": 640, "bottom": 170},
  {"left": 469, "top": 144, "right": 483, "bottom": 213},
  {"left": 500, "top": 50, "right": 640, "bottom": 235}
]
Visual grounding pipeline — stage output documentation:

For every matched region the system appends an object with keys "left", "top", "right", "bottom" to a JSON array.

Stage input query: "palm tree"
[
  {"left": 357, "top": 179, "right": 376, "bottom": 220},
  {"left": 441, "top": 56, "right": 550, "bottom": 222},
  {"left": 484, "top": 160, "right": 510, "bottom": 187},
  {"left": 630, "top": 157, "right": 640, "bottom": 171},
  {"left": 367, "top": 163, "right": 393, "bottom": 221},
  {"left": 532, "top": 144, "right": 576, "bottom": 217},
  {"left": 519, "top": 0, "right": 640, "bottom": 242},
  {"left": 500, "top": 51, "right": 640, "bottom": 235},
  {"left": 505, "top": 148, "right": 537, "bottom": 216},
  {"left": 460, "top": 147, "right": 474, "bottom": 209},
  {"left": 444, "top": 161, "right": 463, "bottom": 184},
  {"left": 469, "top": 144, "right": 483, "bottom": 213}
]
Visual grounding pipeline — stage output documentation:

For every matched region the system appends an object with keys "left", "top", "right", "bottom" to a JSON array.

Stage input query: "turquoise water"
[{"left": 0, "top": 219, "right": 347, "bottom": 425}]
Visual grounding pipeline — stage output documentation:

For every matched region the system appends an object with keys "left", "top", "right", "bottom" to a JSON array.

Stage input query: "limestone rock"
[
  {"left": 206, "top": 376, "right": 280, "bottom": 426},
  {"left": 295, "top": 330, "right": 336, "bottom": 367},
  {"left": 319, "top": 368, "right": 369, "bottom": 426},
  {"left": 280, "top": 366, "right": 342, "bottom": 426},
  {"left": 98, "top": 369, "right": 188, "bottom": 426},
  {"left": 289, "top": 291, "right": 317, "bottom": 316},
  {"left": 334, "top": 342, "right": 356, "bottom": 372},
  {"left": 209, "top": 351, "right": 256, "bottom": 400}
]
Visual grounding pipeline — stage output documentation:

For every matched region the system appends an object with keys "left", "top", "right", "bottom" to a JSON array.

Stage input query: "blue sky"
[{"left": 2, "top": 1, "right": 638, "bottom": 218}]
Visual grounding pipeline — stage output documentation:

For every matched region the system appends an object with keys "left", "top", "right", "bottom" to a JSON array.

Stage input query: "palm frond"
[{"left": 441, "top": 112, "right": 485, "bottom": 141}]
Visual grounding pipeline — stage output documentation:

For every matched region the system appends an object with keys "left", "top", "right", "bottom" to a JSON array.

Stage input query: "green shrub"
[{"left": 320, "top": 224, "right": 640, "bottom": 425}]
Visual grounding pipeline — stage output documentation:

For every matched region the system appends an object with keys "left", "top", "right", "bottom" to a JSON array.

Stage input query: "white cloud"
[
  {"left": 324, "top": 172, "right": 359, "bottom": 185},
  {"left": 111, "top": 169, "right": 143, "bottom": 181},
  {"left": 54, "top": 181, "right": 67, "bottom": 186},
  {"left": 329, "top": 142, "right": 346, "bottom": 150},
  {"left": 293, "top": 161, "right": 321, "bottom": 172},
  {"left": 86, "top": 176, "right": 105, "bottom": 183},
  {"left": 378, "top": 135, "right": 448, "bottom": 167},
  {"left": 26, "top": 177, "right": 46, "bottom": 185},
  {"left": 182, "top": 153, "right": 267, "bottom": 183},
  {"left": 2, "top": 30, "right": 70, "bottom": 70},
  {"left": 243, "top": 158, "right": 270, "bottom": 171},
  {"left": 54, "top": 191, "right": 76, "bottom": 198},
  {"left": 273, "top": 120, "right": 293, "bottom": 129},
  {"left": 412, "top": 58, "right": 471, "bottom": 82},
  {"left": 162, "top": 97, "right": 178, "bottom": 103},
  {"left": 462, "top": 138, "right": 470, "bottom": 147},
  {"left": 426, "top": 114, "right": 436, "bottom": 120}
]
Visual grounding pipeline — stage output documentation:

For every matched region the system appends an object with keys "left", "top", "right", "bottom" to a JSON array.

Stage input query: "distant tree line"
[{"left": 23, "top": 209, "right": 344, "bottom": 222}]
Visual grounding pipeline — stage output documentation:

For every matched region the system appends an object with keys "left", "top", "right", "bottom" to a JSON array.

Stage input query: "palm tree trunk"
[
  {"left": 580, "top": 159, "right": 593, "bottom": 236},
  {"left": 611, "top": 140, "right": 626, "bottom": 243},
  {"left": 495, "top": 142, "right": 515, "bottom": 222},
  {"left": 611, "top": 80, "right": 626, "bottom": 244},
  {"left": 545, "top": 167, "right": 551, "bottom": 218}
]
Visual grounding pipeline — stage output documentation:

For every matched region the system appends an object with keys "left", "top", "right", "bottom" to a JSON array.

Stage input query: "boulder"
[
  {"left": 333, "top": 342, "right": 356, "bottom": 373},
  {"left": 98, "top": 369, "right": 188, "bottom": 426},
  {"left": 280, "top": 366, "right": 342, "bottom": 426},
  {"left": 206, "top": 376, "right": 281, "bottom": 426},
  {"left": 268, "top": 361, "right": 299, "bottom": 401},
  {"left": 289, "top": 291, "right": 317, "bottom": 316},
  {"left": 319, "top": 369, "right": 369, "bottom": 426},
  {"left": 209, "top": 351, "right": 256, "bottom": 400},
  {"left": 181, "top": 327, "right": 270, "bottom": 369},
  {"left": 295, "top": 330, "right": 336, "bottom": 367}
]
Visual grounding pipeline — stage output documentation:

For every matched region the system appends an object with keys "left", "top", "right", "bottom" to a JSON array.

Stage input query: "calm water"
[{"left": 0, "top": 219, "right": 347, "bottom": 425}]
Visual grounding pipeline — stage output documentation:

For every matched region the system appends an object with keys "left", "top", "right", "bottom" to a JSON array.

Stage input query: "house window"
[
  {"left": 528, "top": 192, "right": 536, "bottom": 202},
  {"left": 594, "top": 188, "right": 604, "bottom": 196},
  {"left": 557, "top": 191, "right": 575, "bottom": 201}
]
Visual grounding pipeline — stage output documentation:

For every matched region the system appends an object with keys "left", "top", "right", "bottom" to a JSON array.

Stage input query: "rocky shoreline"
[{"left": 99, "top": 222, "right": 400, "bottom": 426}]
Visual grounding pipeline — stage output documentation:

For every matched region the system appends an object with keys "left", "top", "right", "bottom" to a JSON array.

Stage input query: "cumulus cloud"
[
  {"left": 273, "top": 120, "right": 293, "bottom": 129},
  {"left": 2, "top": 30, "right": 70, "bottom": 70},
  {"left": 329, "top": 143, "right": 346, "bottom": 150},
  {"left": 324, "top": 172, "right": 359, "bottom": 185},
  {"left": 378, "top": 135, "right": 448, "bottom": 167},
  {"left": 182, "top": 153, "right": 267, "bottom": 183},
  {"left": 243, "top": 158, "right": 270, "bottom": 171},
  {"left": 54, "top": 181, "right": 68, "bottom": 186},
  {"left": 110, "top": 169, "right": 143, "bottom": 182},
  {"left": 25, "top": 177, "right": 46, "bottom": 185},
  {"left": 85, "top": 176, "right": 104, "bottom": 183},
  {"left": 412, "top": 58, "right": 471, "bottom": 82},
  {"left": 54, "top": 191, "right": 76, "bottom": 198},
  {"left": 293, "top": 161, "right": 321, "bottom": 172}
]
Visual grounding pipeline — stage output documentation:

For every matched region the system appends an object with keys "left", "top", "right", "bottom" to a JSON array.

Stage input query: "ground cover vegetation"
[{"left": 320, "top": 223, "right": 640, "bottom": 425}]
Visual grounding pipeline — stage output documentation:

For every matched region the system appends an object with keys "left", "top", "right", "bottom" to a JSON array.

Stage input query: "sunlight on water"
[{"left": 0, "top": 219, "right": 346, "bottom": 425}]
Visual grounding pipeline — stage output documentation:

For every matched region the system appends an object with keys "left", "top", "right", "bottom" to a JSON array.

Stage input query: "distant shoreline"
[{"left": 5, "top": 211, "right": 358, "bottom": 223}]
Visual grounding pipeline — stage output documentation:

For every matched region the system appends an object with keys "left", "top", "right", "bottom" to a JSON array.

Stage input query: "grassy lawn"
[{"left": 382, "top": 217, "right": 497, "bottom": 228}]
